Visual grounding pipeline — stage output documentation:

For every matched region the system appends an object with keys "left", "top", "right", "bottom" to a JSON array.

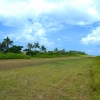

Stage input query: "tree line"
[{"left": 0, "top": 36, "right": 87, "bottom": 58}]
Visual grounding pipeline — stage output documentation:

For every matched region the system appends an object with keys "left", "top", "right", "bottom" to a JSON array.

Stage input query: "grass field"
[
  {"left": 0, "top": 57, "right": 93, "bottom": 100},
  {"left": 91, "top": 56, "right": 100, "bottom": 100}
]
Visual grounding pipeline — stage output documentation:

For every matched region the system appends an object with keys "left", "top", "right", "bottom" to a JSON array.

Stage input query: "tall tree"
[
  {"left": 40, "top": 45, "right": 46, "bottom": 52},
  {"left": 33, "top": 42, "right": 40, "bottom": 50},
  {"left": 3, "top": 36, "right": 13, "bottom": 49},
  {"left": 0, "top": 37, "right": 13, "bottom": 53},
  {"left": 27, "top": 43, "right": 33, "bottom": 50}
]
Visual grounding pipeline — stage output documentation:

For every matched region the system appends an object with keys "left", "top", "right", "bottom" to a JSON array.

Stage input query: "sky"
[{"left": 0, "top": 0, "right": 100, "bottom": 55}]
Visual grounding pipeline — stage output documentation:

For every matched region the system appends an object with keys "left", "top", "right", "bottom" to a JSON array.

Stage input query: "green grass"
[
  {"left": 91, "top": 56, "right": 100, "bottom": 100},
  {"left": 0, "top": 57, "right": 93, "bottom": 100}
]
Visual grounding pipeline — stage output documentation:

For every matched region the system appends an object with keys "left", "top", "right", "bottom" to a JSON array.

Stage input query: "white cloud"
[
  {"left": 0, "top": 0, "right": 100, "bottom": 27},
  {"left": 82, "top": 26, "right": 100, "bottom": 44},
  {"left": 8, "top": 22, "right": 54, "bottom": 47},
  {"left": 1, "top": 0, "right": 100, "bottom": 47},
  {"left": 41, "top": 0, "right": 100, "bottom": 25}
]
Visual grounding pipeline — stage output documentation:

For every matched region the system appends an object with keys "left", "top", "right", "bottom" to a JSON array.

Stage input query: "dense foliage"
[
  {"left": 27, "top": 50, "right": 87, "bottom": 58},
  {"left": 0, "top": 36, "right": 23, "bottom": 53}
]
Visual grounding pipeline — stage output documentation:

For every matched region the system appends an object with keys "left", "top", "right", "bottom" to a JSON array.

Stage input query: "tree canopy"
[{"left": 0, "top": 37, "right": 22, "bottom": 53}]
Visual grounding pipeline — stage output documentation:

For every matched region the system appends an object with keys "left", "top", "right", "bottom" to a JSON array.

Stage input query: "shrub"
[{"left": 0, "top": 52, "right": 30, "bottom": 59}]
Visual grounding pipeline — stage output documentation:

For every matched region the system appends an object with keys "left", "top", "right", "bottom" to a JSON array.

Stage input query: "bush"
[{"left": 0, "top": 52, "right": 30, "bottom": 59}]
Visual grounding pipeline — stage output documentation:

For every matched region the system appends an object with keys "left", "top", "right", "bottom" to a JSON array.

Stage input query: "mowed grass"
[{"left": 0, "top": 57, "right": 93, "bottom": 100}]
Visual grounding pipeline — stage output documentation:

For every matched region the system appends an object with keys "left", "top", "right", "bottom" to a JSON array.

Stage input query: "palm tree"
[
  {"left": 27, "top": 43, "right": 33, "bottom": 50},
  {"left": 3, "top": 36, "right": 13, "bottom": 49},
  {"left": 33, "top": 42, "right": 40, "bottom": 51},
  {"left": 40, "top": 45, "right": 46, "bottom": 53}
]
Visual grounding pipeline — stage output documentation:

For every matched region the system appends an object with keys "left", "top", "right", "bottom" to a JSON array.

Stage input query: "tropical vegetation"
[{"left": 0, "top": 36, "right": 87, "bottom": 59}]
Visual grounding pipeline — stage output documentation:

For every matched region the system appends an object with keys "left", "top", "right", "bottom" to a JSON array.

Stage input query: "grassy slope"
[{"left": 0, "top": 57, "right": 93, "bottom": 100}]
